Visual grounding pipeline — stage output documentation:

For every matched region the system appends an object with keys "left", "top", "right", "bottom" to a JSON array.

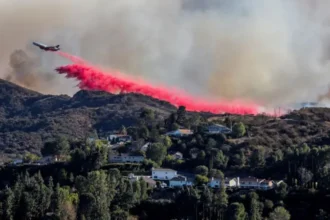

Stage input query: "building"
[
  {"left": 208, "top": 177, "right": 239, "bottom": 188},
  {"left": 205, "top": 124, "right": 232, "bottom": 134},
  {"left": 259, "top": 180, "right": 274, "bottom": 190},
  {"left": 11, "top": 159, "right": 23, "bottom": 165},
  {"left": 152, "top": 168, "right": 177, "bottom": 180},
  {"left": 108, "top": 134, "right": 132, "bottom": 143},
  {"left": 127, "top": 173, "right": 156, "bottom": 188},
  {"left": 140, "top": 142, "right": 150, "bottom": 152},
  {"left": 109, "top": 154, "right": 144, "bottom": 163},
  {"left": 208, "top": 177, "right": 221, "bottom": 188},
  {"left": 239, "top": 176, "right": 264, "bottom": 189},
  {"left": 169, "top": 175, "right": 193, "bottom": 187},
  {"left": 166, "top": 129, "right": 193, "bottom": 137},
  {"left": 36, "top": 156, "right": 57, "bottom": 165}
]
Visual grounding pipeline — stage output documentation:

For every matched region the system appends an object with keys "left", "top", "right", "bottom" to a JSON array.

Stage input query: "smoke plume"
[
  {"left": 1, "top": 0, "right": 330, "bottom": 107},
  {"left": 4, "top": 49, "right": 58, "bottom": 93}
]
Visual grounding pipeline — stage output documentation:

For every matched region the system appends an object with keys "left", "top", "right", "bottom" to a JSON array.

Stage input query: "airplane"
[{"left": 32, "top": 41, "right": 60, "bottom": 51}]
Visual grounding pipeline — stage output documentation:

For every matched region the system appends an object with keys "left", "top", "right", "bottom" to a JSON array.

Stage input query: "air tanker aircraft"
[{"left": 32, "top": 42, "right": 60, "bottom": 51}]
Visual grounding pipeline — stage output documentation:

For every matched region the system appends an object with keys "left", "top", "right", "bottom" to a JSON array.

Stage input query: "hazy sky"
[{"left": 1, "top": 0, "right": 330, "bottom": 108}]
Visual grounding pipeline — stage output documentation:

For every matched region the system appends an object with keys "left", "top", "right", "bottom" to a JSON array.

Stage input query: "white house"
[
  {"left": 109, "top": 154, "right": 144, "bottom": 163},
  {"left": 226, "top": 177, "right": 240, "bottom": 187},
  {"left": 166, "top": 129, "right": 193, "bottom": 137},
  {"left": 152, "top": 168, "right": 177, "bottom": 180},
  {"left": 208, "top": 177, "right": 239, "bottom": 188},
  {"left": 169, "top": 175, "right": 193, "bottom": 187},
  {"left": 205, "top": 124, "right": 232, "bottom": 134},
  {"left": 239, "top": 176, "right": 264, "bottom": 188}
]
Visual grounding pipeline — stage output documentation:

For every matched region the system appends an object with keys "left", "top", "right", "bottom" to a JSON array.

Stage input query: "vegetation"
[{"left": 2, "top": 80, "right": 330, "bottom": 219}]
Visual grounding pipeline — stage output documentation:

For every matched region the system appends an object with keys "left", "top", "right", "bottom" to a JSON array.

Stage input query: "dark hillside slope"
[{"left": 0, "top": 79, "right": 176, "bottom": 160}]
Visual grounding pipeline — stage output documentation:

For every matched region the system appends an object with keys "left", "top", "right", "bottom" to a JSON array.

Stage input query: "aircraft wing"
[{"left": 33, "top": 42, "right": 48, "bottom": 48}]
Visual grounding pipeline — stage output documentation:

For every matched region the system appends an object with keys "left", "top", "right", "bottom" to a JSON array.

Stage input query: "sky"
[{"left": 1, "top": 0, "right": 330, "bottom": 108}]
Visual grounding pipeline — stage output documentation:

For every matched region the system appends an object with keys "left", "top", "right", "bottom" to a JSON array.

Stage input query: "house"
[
  {"left": 239, "top": 176, "right": 264, "bottom": 189},
  {"left": 141, "top": 176, "right": 157, "bottom": 188},
  {"left": 11, "top": 159, "right": 23, "bottom": 165},
  {"left": 225, "top": 177, "right": 239, "bottom": 187},
  {"left": 127, "top": 173, "right": 157, "bottom": 188},
  {"left": 108, "top": 134, "right": 132, "bottom": 143},
  {"left": 169, "top": 175, "right": 193, "bottom": 187},
  {"left": 152, "top": 168, "right": 177, "bottom": 180},
  {"left": 205, "top": 124, "right": 232, "bottom": 134},
  {"left": 208, "top": 177, "right": 239, "bottom": 188},
  {"left": 166, "top": 129, "right": 193, "bottom": 137},
  {"left": 259, "top": 180, "right": 274, "bottom": 190},
  {"left": 109, "top": 154, "right": 144, "bottom": 163},
  {"left": 140, "top": 142, "right": 150, "bottom": 152},
  {"left": 36, "top": 156, "right": 57, "bottom": 165},
  {"left": 208, "top": 177, "right": 221, "bottom": 188}
]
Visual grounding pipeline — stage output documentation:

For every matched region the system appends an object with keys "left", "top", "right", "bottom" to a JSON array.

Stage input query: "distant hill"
[
  {"left": 0, "top": 79, "right": 176, "bottom": 161},
  {"left": 2, "top": 79, "right": 330, "bottom": 163}
]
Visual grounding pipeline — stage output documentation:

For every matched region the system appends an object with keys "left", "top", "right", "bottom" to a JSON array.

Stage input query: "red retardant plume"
[{"left": 56, "top": 52, "right": 259, "bottom": 115}]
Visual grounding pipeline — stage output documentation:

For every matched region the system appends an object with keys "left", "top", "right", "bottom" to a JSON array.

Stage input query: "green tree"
[
  {"left": 227, "top": 202, "right": 247, "bottom": 220},
  {"left": 146, "top": 143, "right": 167, "bottom": 165},
  {"left": 139, "top": 126, "right": 149, "bottom": 140},
  {"left": 78, "top": 193, "right": 96, "bottom": 220},
  {"left": 162, "top": 135, "right": 172, "bottom": 148},
  {"left": 250, "top": 146, "right": 266, "bottom": 168},
  {"left": 214, "top": 181, "right": 228, "bottom": 219},
  {"left": 195, "top": 165, "right": 209, "bottom": 176},
  {"left": 269, "top": 207, "right": 290, "bottom": 220},
  {"left": 176, "top": 106, "right": 187, "bottom": 126},
  {"left": 195, "top": 175, "right": 209, "bottom": 185},
  {"left": 264, "top": 199, "right": 274, "bottom": 215},
  {"left": 197, "top": 150, "right": 206, "bottom": 160},
  {"left": 3, "top": 187, "right": 14, "bottom": 220},
  {"left": 23, "top": 153, "right": 40, "bottom": 163},
  {"left": 42, "top": 136, "right": 70, "bottom": 156},
  {"left": 140, "top": 179, "right": 148, "bottom": 200},
  {"left": 232, "top": 122, "right": 246, "bottom": 138},
  {"left": 209, "top": 169, "right": 224, "bottom": 179},
  {"left": 249, "top": 192, "right": 262, "bottom": 220},
  {"left": 206, "top": 138, "right": 217, "bottom": 151},
  {"left": 81, "top": 171, "right": 111, "bottom": 219},
  {"left": 133, "top": 180, "right": 141, "bottom": 203},
  {"left": 275, "top": 182, "right": 288, "bottom": 200}
]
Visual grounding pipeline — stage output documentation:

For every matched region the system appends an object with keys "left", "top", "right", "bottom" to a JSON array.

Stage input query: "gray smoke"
[{"left": 1, "top": 0, "right": 330, "bottom": 108}]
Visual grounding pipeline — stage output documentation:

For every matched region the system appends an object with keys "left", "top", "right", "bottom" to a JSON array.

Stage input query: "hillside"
[
  {"left": 2, "top": 78, "right": 330, "bottom": 164},
  {"left": 0, "top": 79, "right": 176, "bottom": 161}
]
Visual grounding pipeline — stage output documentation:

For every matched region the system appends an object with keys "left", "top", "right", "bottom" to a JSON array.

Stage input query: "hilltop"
[
  {"left": 2, "top": 78, "right": 330, "bottom": 163},
  {"left": 0, "top": 79, "right": 176, "bottom": 161}
]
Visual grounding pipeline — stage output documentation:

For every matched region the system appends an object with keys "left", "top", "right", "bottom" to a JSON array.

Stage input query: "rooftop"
[
  {"left": 240, "top": 176, "right": 264, "bottom": 182},
  {"left": 170, "top": 175, "right": 187, "bottom": 181},
  {"left": 152, "top": 168, "right": 176, "bottom": 172}
]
